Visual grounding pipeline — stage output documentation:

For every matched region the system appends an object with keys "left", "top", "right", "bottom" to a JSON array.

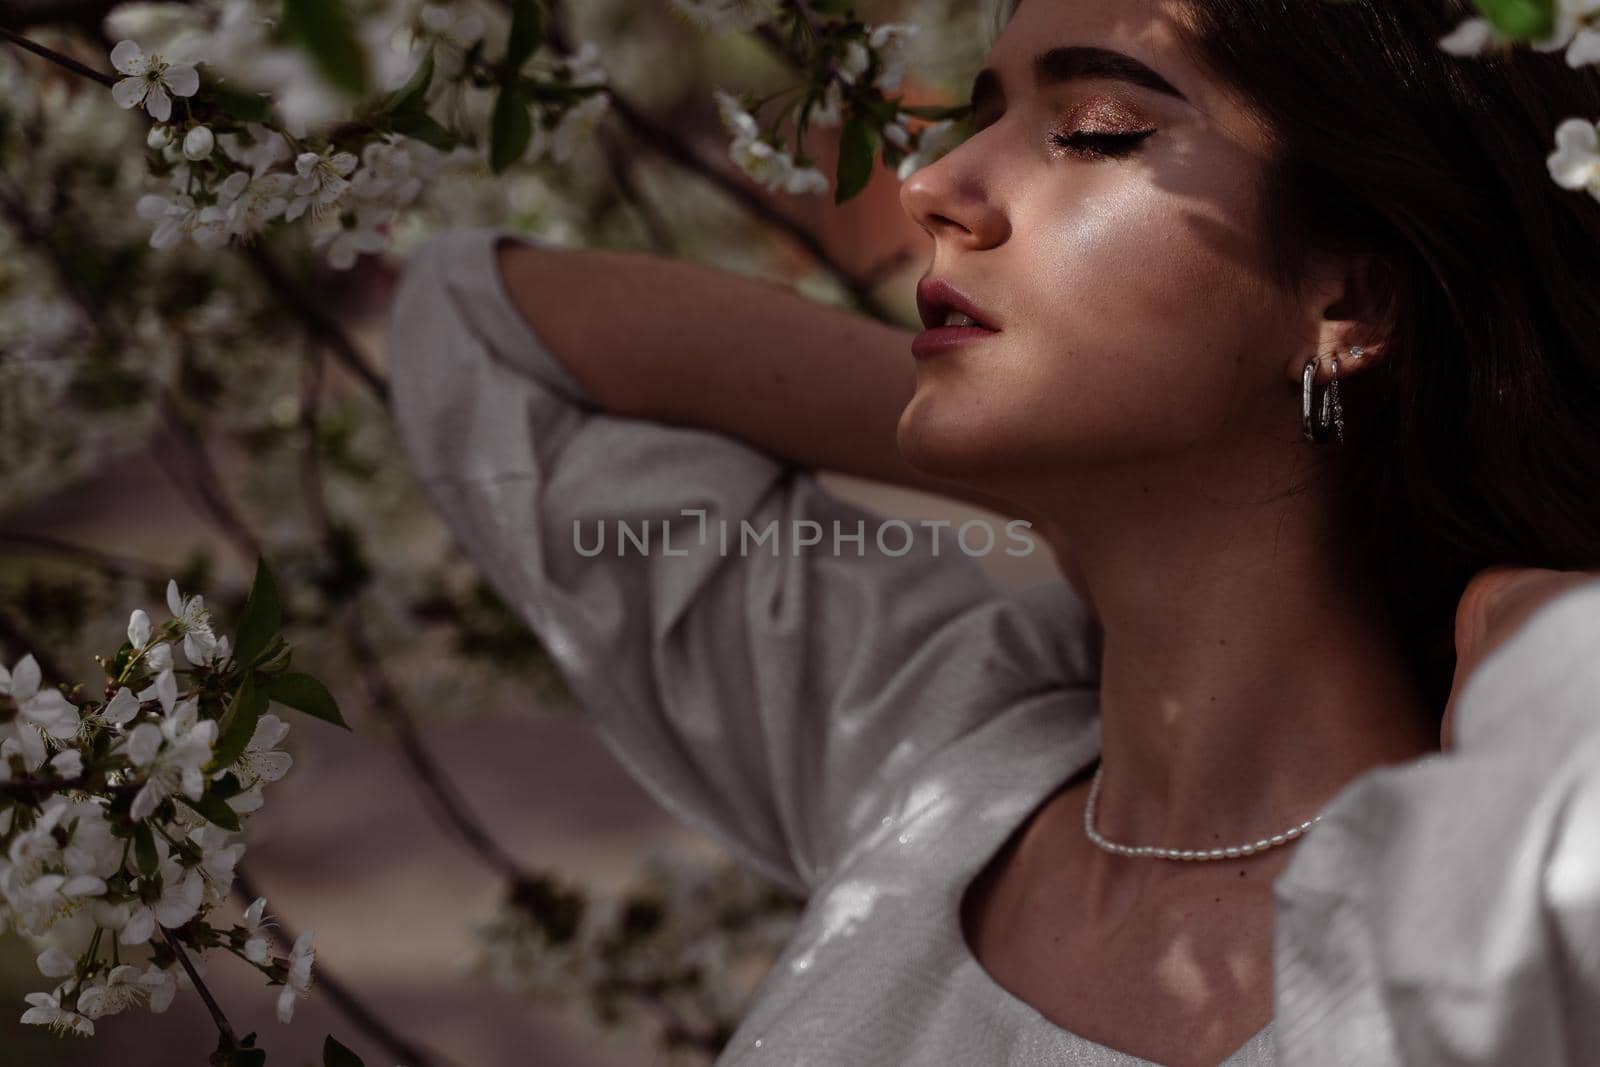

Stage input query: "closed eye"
[{"left": 1052, "top": 128, "right": 1157, "bottom": 159}]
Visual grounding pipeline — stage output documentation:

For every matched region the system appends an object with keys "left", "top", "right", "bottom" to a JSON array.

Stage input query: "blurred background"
[{"left": 0, "top": 0, "right": 1058, "bottom": 1063}]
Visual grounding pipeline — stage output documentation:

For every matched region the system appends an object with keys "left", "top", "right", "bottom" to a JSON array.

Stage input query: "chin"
[{"left": 895, "top": 391, "right": 1025, "bottom": 482}]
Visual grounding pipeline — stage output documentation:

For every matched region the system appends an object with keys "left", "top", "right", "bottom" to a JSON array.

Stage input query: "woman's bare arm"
[{"left": 494, "top": 241, "right": 1014, "bottom": 513}]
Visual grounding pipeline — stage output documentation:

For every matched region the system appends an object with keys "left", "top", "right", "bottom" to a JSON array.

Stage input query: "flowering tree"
[
  {"left": 2, "top": 0, "right": 1598, "bottom": 1063},
  {"left": 1, "top": 558, "right": 354, "bottom": 1063}
]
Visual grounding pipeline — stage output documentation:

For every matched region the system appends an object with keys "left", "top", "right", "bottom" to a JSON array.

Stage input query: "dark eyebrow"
[{"left": 969, "top": 45, "right": 1189, "bottom": 114}]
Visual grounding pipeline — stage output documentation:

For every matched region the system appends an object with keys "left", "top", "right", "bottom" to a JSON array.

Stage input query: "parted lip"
[{"left": 916, "top": 277, "right": 1000, "bottom": 332}]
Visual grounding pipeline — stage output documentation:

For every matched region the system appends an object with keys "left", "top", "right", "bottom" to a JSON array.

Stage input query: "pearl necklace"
[{"left": 1083, "top": 763, "right": 1324, "bottom": 861}]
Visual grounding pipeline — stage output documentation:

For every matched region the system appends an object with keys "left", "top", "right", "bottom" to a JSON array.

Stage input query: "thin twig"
[
  {"left": 0, "top": 25, "right": 113, "bottom": 86},
  {"left": 0, "top": 530, "right": 169, "bottom": 586},
  {"left": 231, "top": 866, "right": 456, "bottom": 1067},
  {"left": 597, "top": 126, "right": 677, "bottom": 254},
  {"left": 154, "top": 389, "right": 264, "bottom": 566},
  {"left": 245, "top": 244, "right": 390, "bottom": 406},
  {"left": 340, "top": 599, "right": 531, "bottom": 882},
  {"left": 529, "top": 1, "right": 897, "bottom": 322},
  {"left": 161, "top": 927, "right": 240, "bottom": 1051}
]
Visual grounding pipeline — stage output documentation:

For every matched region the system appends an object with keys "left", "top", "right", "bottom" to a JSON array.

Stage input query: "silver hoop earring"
[{"left": 1301, "top": 346, "right": 1358, "bottom": 445}]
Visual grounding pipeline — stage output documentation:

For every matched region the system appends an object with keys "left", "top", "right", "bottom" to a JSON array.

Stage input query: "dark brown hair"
[{"left": 996, "top": 0, "right": 1600, "bottom": 716}]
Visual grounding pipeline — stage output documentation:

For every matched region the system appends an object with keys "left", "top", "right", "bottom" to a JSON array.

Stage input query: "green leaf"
[
  {"left": 504, "top": 0, "right": 543, "bottom": 75},
  {"left": 232, "top": 556, "right": 282, "bottom": 670},
  {"left": 490, "top": 86, "right": 533, "bottom": 173},
  {"left": 178, "top": 792, "right": 242, "bottom": 832},
  {"left": 809, "top": 0, "right": 855, "bottom": 14},
  {"left": 263, "top": 672, "right": 349, "bottom": 730},
  {"left": 391, "top": 110, "right": 459, "bottom": 151},
  {"left": 1473, "top": 0, "right": 1555, "bottom": 39},
  {"left": 210, "top": 1048, "right": 267, "bottom": 1067},
  {"left": 323, "top": 1036, "right": 365, "bottom": 1067},
  {"left": 133, "top": 822, "right": 158, "bottom": 877},
  {"left": 211, "top": 671, "right": 267, "bottom": 771},
  {"left": 208, "top": 86, "right": 272, "bottom": 123},
  {"left": 281, "top": 0, "right": 371, "bottom": 98},
  {"left": 835, "top": 113, "right": 878, "bottom": 205},
  {"left": 381, "top": 51, "right": 434, "bottom": 117}
]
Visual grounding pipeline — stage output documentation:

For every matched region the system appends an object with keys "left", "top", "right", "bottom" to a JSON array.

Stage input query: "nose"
[{"left": 899, "top": 136, "right": 1009, "bottom": 250}]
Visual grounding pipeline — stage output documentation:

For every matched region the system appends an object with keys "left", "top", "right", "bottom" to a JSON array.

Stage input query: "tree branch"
[
  {"left": 533, "top": 3, "right": 896, "bottom": 322},
  {"left": 0, "top": 25, "right": 113, "bottom": 86},
  {"left": 244, "top": 244, "right": 390, "bottom": 407},
  {"left": 161, "top": 927, "right": 241, "bottom": 1052}
]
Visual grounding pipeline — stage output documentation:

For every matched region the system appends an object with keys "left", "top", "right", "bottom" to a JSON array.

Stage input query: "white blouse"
[{"left": 384, "top": 227, "right": 1600, "bottom": 1066}]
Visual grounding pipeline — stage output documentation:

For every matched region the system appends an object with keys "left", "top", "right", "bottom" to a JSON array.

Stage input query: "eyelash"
[{"left": 1051, "top": 128, "right": 1157, "bottom": 159}]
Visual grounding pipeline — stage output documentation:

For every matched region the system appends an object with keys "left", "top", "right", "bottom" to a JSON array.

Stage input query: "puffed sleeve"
[
  {"left": 383, "top": 227, "right": 1102, "bottom": 898},
  {"left": 1271, "top": 576, "right": 1600, "bottom": 1066}
]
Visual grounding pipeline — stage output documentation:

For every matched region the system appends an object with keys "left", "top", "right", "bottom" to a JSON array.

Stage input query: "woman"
[{"left": 385, "top": 0, "right": 1600, "bottom": 1062}]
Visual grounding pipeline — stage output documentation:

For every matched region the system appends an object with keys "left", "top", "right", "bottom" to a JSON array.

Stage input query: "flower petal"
[
  {"left": 163, "top": 63, "right": 199, "bottom": 97},
  {"left": 109, "top": 40, "right": 145, "bottom": 76},
  {"left": 145, "top": 84, "right": 172, "bottom": 122},
  {"left": 12, "top": 654, "right": 40, "bottom": 702},
  {"left": 111, "top": 76, "right": 148, "bottom": 110}
]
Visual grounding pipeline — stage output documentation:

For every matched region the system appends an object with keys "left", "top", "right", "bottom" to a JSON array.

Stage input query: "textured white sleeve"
[
  {"left": 384, "top": 227, "right": 1103, "bottom": 897},
  {"left": 1272, "top": 577, "right": 1600, "bottom": 1066}
]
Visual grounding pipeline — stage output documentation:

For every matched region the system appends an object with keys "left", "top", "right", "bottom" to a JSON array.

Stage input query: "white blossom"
[
  {"left": 136, "top": 192, "right": 228, "bottom": 251},
  {"left": 165, "top": 578, "right": 218, "bottom": 666},
  {"left": 838, "top": 40, "right": 870, "bottom": 86},
  {"left": 1549, "top": 117, "right": 1600, "bottom": 198},
  {"left": 896, "top": 119, "right": 962, "bottom": 180},
  {"left": 1440, "top": 0, "right": 1600, "bottom": 64},
  {"left": 20, "top": 984, "right": 94, "bottom": 1037},
  {"left": 275, "top": 929, "right": 315, "bottom": 1023},
  {"left": 122, "top": 690, "right": 217, "bottom": 822},
  {"left": 77, "top": 965, "right": 155, "bottom": 1019},
  {"left": 99, "top": 687, "right": 139, "bottom": 727},
  {"left": 47, "top": 749, "right": 82, "bottom": 779},
  {"left": 867, "top": 24, "right": 919, "bottom": 92},
  {"left": 287, "top": 148, "right": 359, "bottom": 222},
  {"left": 35, "top": 946, "right": 75, "bottom": 978},
  {"left": 181, "top": 124, "right": 214, "bottom": 161},
  {"left": 809, "top": 81, "right": 844, "bottom": 128},
  {"left": 142, "top": 963, "right": 178, "bottom": 1013},
  {"left": 0, "top": 654, "right": 80, "bottom": 772},
  {"left": 236, "top": 713, "right": 293, "bottom": 786},
  {"left": 241, "top": 896, "right": 273, "bottom": 964},
  {"left": 311, "top": 203, "right": 395, "bottom": 270},
  {"left": 127, "top": 608, "right": 151, "bottom": 648},
  {"left": 191, "top": 823, "right": 245, "bottom": 906},
  {"left": 713, "top": 89, "right": 828, "bottom": 196},
  {"left": 542, "top": 93, "right": 611, "bottom": 164},
  {"left": 417, "top": 1, "right": 487, "bottom": 79},
  {"left": 215, "top": 170, "right": 293, "bottom": 241},
  {"left": 118, "top": 838, "right": 203, "bottom": 945},
  {"left": 109, "top": 40, "right": 199, "bottom": 124}
]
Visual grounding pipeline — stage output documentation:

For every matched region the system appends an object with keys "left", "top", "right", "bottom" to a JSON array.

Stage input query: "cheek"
[{"left": 900, "top": 181, "right": 1288, "bottom": 477}]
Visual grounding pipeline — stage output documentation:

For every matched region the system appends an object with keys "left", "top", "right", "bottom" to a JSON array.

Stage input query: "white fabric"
[{"left": 386, "top": 227, "right": 1600, "bottom": 1066}]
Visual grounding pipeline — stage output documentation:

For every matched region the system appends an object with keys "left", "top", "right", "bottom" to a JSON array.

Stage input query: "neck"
[{"left": 1019, "top": 449, "right": 1441, "bottom": 900}]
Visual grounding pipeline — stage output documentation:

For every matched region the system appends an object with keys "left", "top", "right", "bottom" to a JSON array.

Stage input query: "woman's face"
[{"left": 897, "top": 0, "right": 1312, "bottom": 489}]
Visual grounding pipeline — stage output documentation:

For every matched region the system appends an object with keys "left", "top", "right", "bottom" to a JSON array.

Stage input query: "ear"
[{"left": 1285, "top": 252, "right": 1396, "bottom": 387}]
